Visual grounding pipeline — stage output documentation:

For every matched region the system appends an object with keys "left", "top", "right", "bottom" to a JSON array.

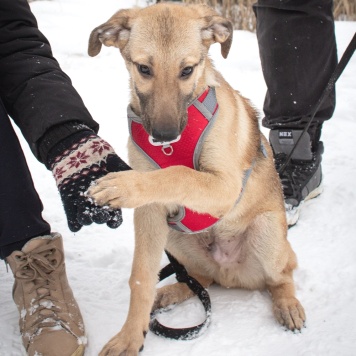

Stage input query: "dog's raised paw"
[{"left": 88, "top": 171, "right": 146, "bottom": 209}]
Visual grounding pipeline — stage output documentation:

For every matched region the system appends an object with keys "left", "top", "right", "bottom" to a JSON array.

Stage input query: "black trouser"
[
  {"left": 253, "top": 0, "right": 338, "bottom": 146},
  {"left": 0, "top": 100, "right": 50, "bottom": 259}
]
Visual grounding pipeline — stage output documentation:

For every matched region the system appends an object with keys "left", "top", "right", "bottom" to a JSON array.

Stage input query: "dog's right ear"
[{"left": 88, "top": 9, "right": 137, "bottom": 57}]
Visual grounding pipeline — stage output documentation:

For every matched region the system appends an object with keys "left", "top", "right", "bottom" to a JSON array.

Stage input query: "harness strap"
[
  {"left": 149, "top": 251, "right": 212, "bottom": 340},
  {"left": 128, "top": 87, "right": 222, "bottom": 233}
]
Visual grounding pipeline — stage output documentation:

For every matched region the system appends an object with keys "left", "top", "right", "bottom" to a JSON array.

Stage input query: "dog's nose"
[{"left": 152, "top": 127, "right": 180, "bottom": 143}]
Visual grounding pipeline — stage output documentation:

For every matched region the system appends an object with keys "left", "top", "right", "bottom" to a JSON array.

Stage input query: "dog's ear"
[
  {"left": 88, "top": 9, "right": 137, "bottom": 57},
  {"left": 201, "top": 16, "right": 233, "bottom": 59}
]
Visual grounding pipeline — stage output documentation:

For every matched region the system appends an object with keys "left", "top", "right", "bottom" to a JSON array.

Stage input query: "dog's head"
[{"left": 88, "top": 3, "right": 232, "bottom": 142}]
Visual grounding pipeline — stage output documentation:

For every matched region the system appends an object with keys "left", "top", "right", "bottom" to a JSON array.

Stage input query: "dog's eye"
[
  {"left": 138, "top": 64, "right": 151, "bottom": 76},
  {"left": 181, "top": 66, "right": 193, "bottom": 78}
]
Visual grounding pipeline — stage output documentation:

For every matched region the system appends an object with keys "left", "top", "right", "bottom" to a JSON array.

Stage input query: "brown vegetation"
[{"left": 182, "top": 0, "right": 356, "bottom": 31}]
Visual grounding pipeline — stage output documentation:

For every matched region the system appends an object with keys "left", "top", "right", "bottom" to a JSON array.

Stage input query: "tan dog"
[{"left": 88, "top": 3, "right": 305, "bottom": 355}]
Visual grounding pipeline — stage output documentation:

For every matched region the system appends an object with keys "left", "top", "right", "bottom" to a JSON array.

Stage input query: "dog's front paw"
[
  {"left": 88, "top": 171, "right": 146, "bottom": 209},
  {"left": 273, "top": 297, "right": 306, "bottom": 331},
  {"left": 100, "top": 328, "right": 147, "bottom": 356}
]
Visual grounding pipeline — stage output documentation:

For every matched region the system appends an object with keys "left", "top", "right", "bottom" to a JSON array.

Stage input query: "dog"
[{"left": 88, "top": 3, "right": 305, "bottom": 355}]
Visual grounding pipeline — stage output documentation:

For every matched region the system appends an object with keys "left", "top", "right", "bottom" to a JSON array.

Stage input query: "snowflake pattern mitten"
[{"left": 48, "top": 130, "right": 131, "bottom": 232}]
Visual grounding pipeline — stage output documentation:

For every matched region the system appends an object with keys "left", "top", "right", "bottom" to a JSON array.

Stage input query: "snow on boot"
[{"left": 6, "top": 232, "right": 86, "bottom": 356}]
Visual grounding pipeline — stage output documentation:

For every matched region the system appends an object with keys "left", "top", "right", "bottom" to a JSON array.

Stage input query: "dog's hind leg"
[
  {"left": 99, "top": 205, "right": 169, "bottom": 356},
  {"left": 247, "top": 212, "right": 306, "bottom": 332},
  {"left": 152, "top": 274, "right": 213, "bottom": 311}
]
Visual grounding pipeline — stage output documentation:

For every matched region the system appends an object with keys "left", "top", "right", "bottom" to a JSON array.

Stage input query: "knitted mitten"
[{"left": 48, "top": 130, "right": 131, "bottom": 232}]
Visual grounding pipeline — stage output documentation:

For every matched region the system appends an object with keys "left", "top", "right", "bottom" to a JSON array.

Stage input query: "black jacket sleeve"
[{"left": 0, "top": 0, "right": 99, "bottom": 162}]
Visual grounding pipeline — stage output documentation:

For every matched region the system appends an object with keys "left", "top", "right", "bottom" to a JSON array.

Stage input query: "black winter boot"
[{"left": 269, "top": 129, "right": 323, "bottom": 226}]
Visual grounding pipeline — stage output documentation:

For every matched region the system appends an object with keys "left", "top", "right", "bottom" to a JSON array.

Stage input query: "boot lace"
[
  {"left": 274, "top": 152, "right": 318, "bottom": 204},
  {"left": 13, "top": 242, "right": 66, "bottom": 332}
]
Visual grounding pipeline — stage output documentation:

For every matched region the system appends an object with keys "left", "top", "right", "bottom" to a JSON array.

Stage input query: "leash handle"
[
  {"left": 149, "top": 251, "right": 212, "bottom": 340},
  {"left": 278, "top": 32, "right": 356, "bottom": 175}
]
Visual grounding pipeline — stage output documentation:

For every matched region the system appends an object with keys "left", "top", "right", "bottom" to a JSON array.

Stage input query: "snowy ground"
[{"left": 1, "top": 1, "right": 355, "bottom": 355}]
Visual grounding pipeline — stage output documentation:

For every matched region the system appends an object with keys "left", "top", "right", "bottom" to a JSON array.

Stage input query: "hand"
[{"left": 49, "top": 131, "right": 131, "bottom": 232}]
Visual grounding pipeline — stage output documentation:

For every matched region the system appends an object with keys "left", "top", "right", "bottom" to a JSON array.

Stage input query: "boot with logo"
[
  {"left": 6, "top": 232, "right": 86, "bottom": 356},
  {"left": 269, "top": 129, "right": 324, "bottom": 227}
]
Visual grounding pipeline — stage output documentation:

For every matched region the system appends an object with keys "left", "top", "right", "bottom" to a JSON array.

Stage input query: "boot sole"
[
  {"left": 72, "top": 344, "right": 85, "bottom": 356},
  {"left": 286, "top": 183, "right": 323, "bottom": 227},
  {"left": 21, "top": 342, "right": 85, "bottom": 356}
]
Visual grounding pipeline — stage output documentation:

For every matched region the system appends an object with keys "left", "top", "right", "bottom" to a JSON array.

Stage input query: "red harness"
[{"left": 128, "top": 87, "right": 220, "bottom": 233}]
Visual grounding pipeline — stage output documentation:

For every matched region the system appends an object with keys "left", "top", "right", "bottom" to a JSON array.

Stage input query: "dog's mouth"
[{"left": 141, "top": 113, "right": 188, "bottom": 144}]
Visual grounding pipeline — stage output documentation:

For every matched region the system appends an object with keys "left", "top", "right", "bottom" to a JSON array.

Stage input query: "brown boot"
[{"left": 6, "top": 233, "right": 86, "bottom": 356}]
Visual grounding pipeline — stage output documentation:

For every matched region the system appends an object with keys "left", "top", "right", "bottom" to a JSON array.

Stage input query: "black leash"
[
  {"left": 279, "top": 32, "right": 356, "bottom": 175},
  {"left": 149, "top": 251, "right": 212, "bottom": 340}
]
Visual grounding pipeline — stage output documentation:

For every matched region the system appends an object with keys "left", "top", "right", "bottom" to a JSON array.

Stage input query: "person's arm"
[
  {"left": 0, "top": 0, "right": 131, "bottom": 232},
  {"left": 0, "top": 0, "right": 98, "bottom": 161}
]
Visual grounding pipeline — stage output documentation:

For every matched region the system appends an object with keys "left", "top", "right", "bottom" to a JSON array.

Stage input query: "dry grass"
[
  {"left": 28, "top": 0, "right": 356, "bottom": 24},
  {"left": 181, "top": 0, "right": 255, "bottom": 31},
  {"left": 334, "top": 0, "right": 356, "bottom": 21},
  {"left": 181, "top": 0, "right": 356, "bottom": 31}
]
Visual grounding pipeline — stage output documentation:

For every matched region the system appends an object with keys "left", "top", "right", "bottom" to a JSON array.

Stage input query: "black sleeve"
[{"left": 0, "top": 0, "right": 99, "bottom": 162}]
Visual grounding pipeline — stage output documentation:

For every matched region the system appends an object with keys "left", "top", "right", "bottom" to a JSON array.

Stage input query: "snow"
[{"left": 0, "top": 0, "right": 355, "bottom": 355}]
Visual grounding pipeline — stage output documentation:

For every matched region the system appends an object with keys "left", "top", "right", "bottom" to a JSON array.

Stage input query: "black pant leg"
[
  {"left": 253, "top": 0, "right": 337, "bottom": 142},
  {"left": 0, "top": 99, "right": 50, "bottom": 258}
]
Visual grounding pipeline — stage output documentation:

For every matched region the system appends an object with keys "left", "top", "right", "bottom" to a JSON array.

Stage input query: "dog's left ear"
[{"left": 201, "top": 16, "right": 233, "bottom": 59}]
